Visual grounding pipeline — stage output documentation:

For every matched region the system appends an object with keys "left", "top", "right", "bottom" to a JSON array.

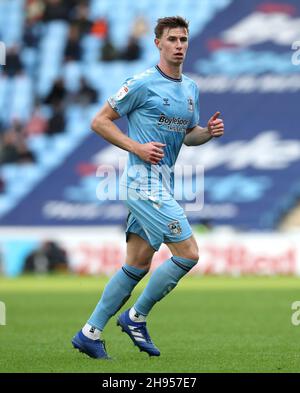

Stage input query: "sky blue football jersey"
[{"left": 108, "top": 65, "right": 200, "bottom": 197}]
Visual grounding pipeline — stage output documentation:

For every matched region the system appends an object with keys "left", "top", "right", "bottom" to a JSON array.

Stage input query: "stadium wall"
[{"left": 0, "top": 227, "right": 299, "bottom": 277}]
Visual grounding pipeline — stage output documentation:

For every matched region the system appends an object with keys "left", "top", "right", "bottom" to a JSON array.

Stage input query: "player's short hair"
[{"left": 154, "top": 16, "right": 189, "bottom": 38}]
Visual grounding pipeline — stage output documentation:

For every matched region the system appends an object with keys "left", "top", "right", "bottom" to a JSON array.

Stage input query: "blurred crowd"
[
  {"left": 23, "top": 0, "right": 147, "bottom": 62},
  {"left": 0, "top": 0, "right": 149, "bottom": 193}
]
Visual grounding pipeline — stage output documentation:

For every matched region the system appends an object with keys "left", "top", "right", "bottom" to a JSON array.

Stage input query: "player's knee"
[
  {"left": 183, "top": 246, "right": 199, "bottom": 263},
  {"left": 136, "top": 257, "right": 152, "bottom": 271},
  {"left": 139, "top": 261, "right": 151, "bottom": 272},
  {"left": 182, "top": 236, "right": 200, "bottom": 262},
  {"left": 126, "top": 252, "right": 153, "bottom": 271},
  {"left": 169, "top": 242, "right": 199, "bottom": 263},
  {"left": 187, "top": 252, "right": 199, "bottom": 263}
]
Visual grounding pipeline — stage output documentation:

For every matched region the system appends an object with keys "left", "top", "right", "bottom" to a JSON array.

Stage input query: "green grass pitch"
[{"left": 0, "top": 275, "right": 300, "bottom": 373}]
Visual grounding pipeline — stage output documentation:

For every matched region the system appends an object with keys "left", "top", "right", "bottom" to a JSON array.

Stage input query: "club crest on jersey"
[
  {"left": 168, "top": 220, "right": 182, "bottom": 235},
  {"left": 187, "top": 98, "right": 194, "bottom": 112},
  {"left": 116, "top": 85, "right": 129, "bottom": 101}
]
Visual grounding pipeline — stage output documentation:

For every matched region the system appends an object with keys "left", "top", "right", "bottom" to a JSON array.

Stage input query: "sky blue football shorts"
[{"left": 122, "top": 187, "right": 193, "bottom": 251}]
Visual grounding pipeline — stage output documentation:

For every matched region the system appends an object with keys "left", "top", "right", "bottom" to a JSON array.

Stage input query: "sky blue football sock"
[
  {"left": 133, "top": 256, "right": 198, "bottom": 317},
  {"left": 88, "top": 264, "right": 148, "bottom": 330}
]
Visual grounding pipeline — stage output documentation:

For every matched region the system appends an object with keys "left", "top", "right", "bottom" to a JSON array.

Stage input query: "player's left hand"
[{"left": 207, "top": 111, "right": 224, "bottom": 138}]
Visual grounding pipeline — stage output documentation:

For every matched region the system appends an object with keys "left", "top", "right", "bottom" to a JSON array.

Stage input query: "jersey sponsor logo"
[
  {"left": 168, "top": 220, "right": 182, "bottom": 235},
  {"left": 158, "top": 114, "right": 189, "bottom": 132},
  {"left": 116, "top": 85, "right": 129, "bottom": 101}
]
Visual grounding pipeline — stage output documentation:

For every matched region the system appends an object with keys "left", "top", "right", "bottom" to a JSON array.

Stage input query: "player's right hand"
[{"left": 134, "top": 142, "right": 166, "bottom": 164}]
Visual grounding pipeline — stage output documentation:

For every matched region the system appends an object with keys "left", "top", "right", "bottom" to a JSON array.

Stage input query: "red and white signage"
[{"left": 1, "top": 227, "right": 299, "bottom": 276}]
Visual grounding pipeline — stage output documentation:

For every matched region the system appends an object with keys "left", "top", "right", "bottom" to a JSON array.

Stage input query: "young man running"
[{"left": 72, "top": 16, "right": 224, "bottom": 359}]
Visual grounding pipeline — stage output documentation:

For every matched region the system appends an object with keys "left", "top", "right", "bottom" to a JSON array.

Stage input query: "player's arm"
[
  {"left": 184, "top": 111, "right": 224, "bottom": 146},
  {"left": 91, "top": 102, "right": 165, "bottom": 164}
]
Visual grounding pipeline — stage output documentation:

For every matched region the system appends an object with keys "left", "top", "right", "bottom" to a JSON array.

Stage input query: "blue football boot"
[
  {"left": 72, "top": 330, "right": 111, "bottom": 359},
  {"left": 117, "top": 309, "right": 160, "bottom": 357}
]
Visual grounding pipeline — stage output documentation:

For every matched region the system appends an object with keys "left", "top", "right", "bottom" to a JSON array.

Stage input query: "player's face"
[{"left": 156, "top": 27, "right": 189, "bottom": 65}]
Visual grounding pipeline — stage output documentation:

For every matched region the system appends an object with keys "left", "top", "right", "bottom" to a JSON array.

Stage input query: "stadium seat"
[
  {"left": 9, "top": 75, "right": 33, "bottom": 121},
  {"left": 81, "top": 35, "right": 102, "bottom": 63},
  {"left": 1, "top": 0, "right": 295, "bottom": 232},
  {"left": 63, "top": 61, "right": 82, "bottom": 93}
]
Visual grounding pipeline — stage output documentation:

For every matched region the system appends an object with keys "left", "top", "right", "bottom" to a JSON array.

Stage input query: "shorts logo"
[
  {"left": 116, "top": 85, "right": 129, "bottom": 101},
  {"left": 168, "top": 220, "right": 182, "bottom": 235}
]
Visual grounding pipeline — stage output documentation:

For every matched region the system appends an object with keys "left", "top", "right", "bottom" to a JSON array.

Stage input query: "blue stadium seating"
[{"left": 1, "top": 0, "right": 298, "bottom": 229}]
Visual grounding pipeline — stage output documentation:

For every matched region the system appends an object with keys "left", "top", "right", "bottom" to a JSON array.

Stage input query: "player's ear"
[{"left": 154, "top": 38, "right": 161, "bottom": 50}]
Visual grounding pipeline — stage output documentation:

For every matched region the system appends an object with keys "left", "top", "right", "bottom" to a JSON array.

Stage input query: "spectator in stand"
[
  {"left": 91, "top": 17, "right": 108, "bottom": 39},
  {"left": 0, "top": 128, "right": 36, "bottom": 164},
  {"left": 43, "top": 0, "right": 73, "bottom": 22},
  {"left": 23, "top": 18, "right": 42, "bottom": 48},
  {"left": 72, "top": 77, "right": 98, "bottom": 106},
  {"left": 120, "top": 35, "right": 142, "bottom": 61},
  {"left": 64, "top": 24, "right": 82, "bottom": 62},
  {"left": 3, "top": 46, "right": 23, "bottom": 77},
  {"left": 0, "top": 130, "right": 20, "bottom": 163},
  {"left": 44, "top": 78, "right": 68, "bottom": 135},
  {"left": 11, "top": 119, "right": 24, "bottom": 135},
  {"left": 24, "top": 102, "right": 48, "bottom": 136},
  {"left": 26, "top": 0, "right": 45, "bottom": 23},
  {"left": 131, "top": 15, "right": 149, "bottom": 39},
  {"left": 71, "top": 1, "right": 92, "bottom": 37},
  {"left": 24, "top": 240, "right": 69, "bottom": 273},
  {"left": 46, "top": 103, "right": 66, "bottom": 135},
  {"left": 44, "top": 77, "right": 67, "bottom": 107},
  {"left": 0, "top": 176, "right": 5, "bottom": 193},
  {"left": 101, "top": 35, "right": 119, "bottom": 61},
  {"left": 118, "top": 16, "right": 148, "bottom": 62}
]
